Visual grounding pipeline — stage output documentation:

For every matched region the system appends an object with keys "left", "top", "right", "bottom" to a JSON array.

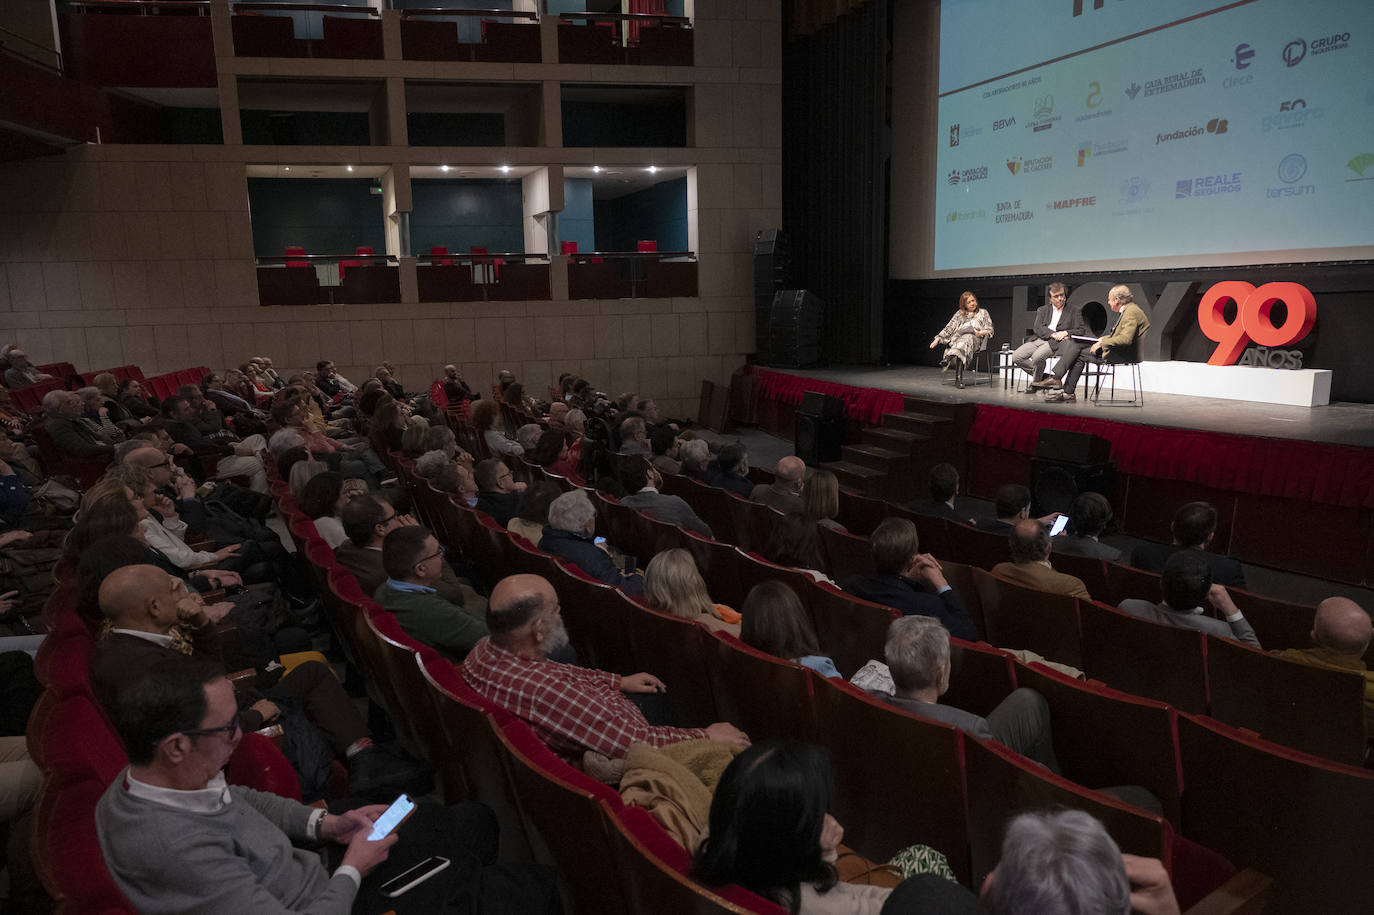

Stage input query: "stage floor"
[{"left": 771, "top": 365, "right": 1374, "bottom": 449}]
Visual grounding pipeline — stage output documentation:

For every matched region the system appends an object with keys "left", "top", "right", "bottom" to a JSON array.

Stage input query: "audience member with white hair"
[{"left": 537, "top": 489, "right": 643, "bottom": 596}]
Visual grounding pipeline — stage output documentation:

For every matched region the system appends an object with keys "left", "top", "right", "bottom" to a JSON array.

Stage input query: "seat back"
[
  {"left": 1078, "top": 600, "right": 1209, "bottom": 714},
  {"left": 723, "top": 496, "right": 780, "bottom": 555},
  {"left": 805, "top": 582, "right": 896, "bottom": 680},
  {"left": 677, "top": 480, "right": 738, "bottom": 546},
  {"left": 816, "top": 524, "right": 875, "bottom": 580},
  {"left": 812, "top": 676, "right": 972, "bottom": 881},
  {"left": 973, "top": 568, "right": 1084, "bottom": 669},
  {"left": 938, "top": 559, "right": 984, "bottom": 639},
  {"left": 618, "top": 593, "right": 720, "bottom": 727},
  {"left": 834, "top": 490, "right": 888, "bottom": 537},
  {"left": 31, "top": 776, "right": 138, "bottom": 914},
  {"left": 1047, "top": 552, "right": 1112, "bottom": 603},
  {"left": 284, "top": 245, "right": 308, "bottom": 268},
  {"left": 681, "top": 533, "right": 754, "bottom": 610},
  {"left": 1223, "top": 586, "right": 1318, "bottom": 654},
  {"left": 636, "top": 239, "right": 658, "bottom": 252},
  {"left": 550, "top": 560, "right": 638, "bottom": 675},
  {"left": 430, "top": 245, "right": 453, "bottom": 266},
  {"left": 704, "top": 631, "right": 818, "bottom": 743},
  {"left": 1015, "top": 663, "right": 1183, "bottom": 826},
  {"left": 1205, "top": 635, "right": 1367, "bottom": 765},
  {"left": 1176, "top": 712, "right": 1374, "bottom": 913},
  {"left": 1104, "top": 560, "right": 1162, "bottom": 605},
  {"left": 963, "top": 736, "right": 1174, "bottom": 888},
  {"left": 945, "top": 638, "right": 1018, "bottom": 719},
  {"left": 945, "top": 522, "right": 1011, "bottom": 569},
  {"left": 905, "top": 510, "right": 951, "bottom": 559}
]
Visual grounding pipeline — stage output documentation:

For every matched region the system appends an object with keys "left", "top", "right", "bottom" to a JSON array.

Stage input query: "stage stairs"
[{"left": 821, "top": 397, "right": 961, "bottom": 503}]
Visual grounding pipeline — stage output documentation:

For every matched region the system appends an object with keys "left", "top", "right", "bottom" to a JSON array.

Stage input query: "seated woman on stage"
[{"left": 929, "top": 291, "right": 994, "bottom": 388}]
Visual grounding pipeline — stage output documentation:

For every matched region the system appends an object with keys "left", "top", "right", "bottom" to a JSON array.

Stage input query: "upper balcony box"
[
  {"left": 231, "top": 1, "right": 383, "bottom": 59},
  {"left": 553, "top": 0, "right": 693, "bottom": 67},
  {"left": 60, "top": 0, "right": 217, "bottom": 88},
  {"left": 398, "top": 2, "right": 540, "bottom": 63}
]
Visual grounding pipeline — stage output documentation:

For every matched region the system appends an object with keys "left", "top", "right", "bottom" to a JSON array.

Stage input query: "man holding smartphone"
[{"left": 95, "top": 654, "right": 560, "bottom": 913}]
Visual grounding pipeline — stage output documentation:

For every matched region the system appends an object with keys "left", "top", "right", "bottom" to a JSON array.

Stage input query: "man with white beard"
[{"left": 460, "top": 574, "right": 750, "bottom": 764}]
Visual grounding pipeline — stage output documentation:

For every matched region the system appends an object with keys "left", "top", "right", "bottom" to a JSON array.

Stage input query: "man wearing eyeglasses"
[
  {"left": 374, "top": 526, "right": 488, "bottom": 662},
  {"left": 1011, "top": 282, "right": 1083, "bottom": 388},
  {"left": 473, "top": 458, "right": 527, "bottom": 527}
]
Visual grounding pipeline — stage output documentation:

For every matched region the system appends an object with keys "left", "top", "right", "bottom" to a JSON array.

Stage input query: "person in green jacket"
[{"left": 374, "top": 525, "right": 488, "bottom": 662}]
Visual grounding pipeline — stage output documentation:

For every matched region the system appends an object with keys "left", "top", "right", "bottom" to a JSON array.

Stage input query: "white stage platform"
[{"left": 1135, "top": 362, "right": 1331, "bottom": 407}]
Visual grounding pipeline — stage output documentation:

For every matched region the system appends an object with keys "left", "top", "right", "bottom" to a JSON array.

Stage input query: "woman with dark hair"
[
  {"left": 740, "top": 581, "right": 840, "bottom": 679},
  {"left": 298, "top": 471, "right": 352, "bottom": 548},
  {"left": 763, "top": 513, "right": 833, "bottom": 584},
  {"left": 117, "top": 379, "right": 159, "bottom": 419},
  {"left": 801, "top": 470, "right": 846, "bottom": 533},
  {"left": 472, "top": 399, "right": 523, "bottom": 457},
  {"left": 508, "top": 481, "right": 562, "bottom": 544},
  {"left": 369, "top": 397, "right": 406, "bottom": 455},
  {"left": 531, "top": 429, "right": 580, "bottom": 480},
  {"left": 693, "top": 741, "right": 890, "bottom": 913}
]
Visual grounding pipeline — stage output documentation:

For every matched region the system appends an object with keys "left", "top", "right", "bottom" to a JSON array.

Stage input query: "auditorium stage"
[{"left": 763, "top": 364, "right": 1374, "bottom": 449}]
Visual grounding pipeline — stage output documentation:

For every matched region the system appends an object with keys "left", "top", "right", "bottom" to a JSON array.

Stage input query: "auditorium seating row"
[
  {"left": 380, "top": 456, "right": 1373, "bottom": 912},
  {"left": 6, "top": 363, "right": 202, "bottom": 417}
]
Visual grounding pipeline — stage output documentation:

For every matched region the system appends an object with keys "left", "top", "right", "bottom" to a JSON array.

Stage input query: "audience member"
[
  {"left": 508, "top": 481, "right": 562, "bottom": 545},
  {"left": 462, "top": 574, "right": 749, "bottom": 763},
  {"left": 1130, "top": 501, "right": 1246, "bottom": 588},
  {"left": 618, "top": 417, "right": 651, "bottom": 456},
  {"left": 514, "top": 423, "right": 542, "bottom": 454},
  {"left": 907, "top": 462, "right": 975, "bottom": 524},
  {"left": 762, "top": 512, "right": 832, "bottom": 584},
  {"left": 678, "top": 438, "right": 711, "bottom": 481},
  {"left": 840, "top": 518, "right": 976, "bottom": 640},
  {"left": 531, "top": 429, "right": 580, "bottom": 480},
  {"left": 990, "top": 518, "right": 1091, "bottom": 600},
  {"left": 693, "top": 741, "right": 897, "bottom": 913},
  {"left": 118, "top": 379, "right": 160, "bottom": 420},
  {"left": 1118, "top": 550, "right": 1259, "bottom": 647},
  {"left": 413, "top": 449, "right": 449, "bottom": 481},
  {"left": 876, "top": 616, "right": 1060, "bottom": 770},
  {"left": 977, "top": 483, "right": 1032, "bottom": 532},
  {"left": 43, "top": 389, "right": 114, "bottom": 458},
  {"left": 649, "top": 426, "right": 680, "bottom": 476},
  {"left": 1051, "top": 491, "right": 1123, "bottom": 561},
  {"left": 642, "top": 549, "right": 741, "bottom": 635},
  {"left": 161, "top": 395, "right": 268, "bottom": 492},
  {"left": 751, "top": 456, "right": 805, "bottom": 514},
  {"left": 741, "top": 581, "right": 840, "bottom": 679},
  {"left": 1279, "top": 597, "right": 1374, "bottom": 733},
  {"left": 472, "top": 399, "right": 523, "bottom": 457},
  {"left": 801, "top": 469, "right": 846, "bottom": 532},
  {"left": 538, "top": 489, "right": 644, "bottom": 596},
  {"left": 2, "top": 347, "right": 53, "bottom": 388},
  {"left": 299, "top": 472, "right": 360, "bottom": 549},
  {"left": 706, "top": 442, "right": 753, "bottom": 497},
  {"left": 982, "top": 810, "right": 1179, "bottom": 915},
  {"left": 400, "top": 416, "right": 430, "bottom": 456},
  {"left": 375, "top": 525, "right": 487, "bottom": 662},
  {"left": 619, "top": 458, "right": 712, "bottom": 537},
  {"left": 474, "top": 458, "right": 526, "bottom": 526},
  {"left": 336, "top": 495, "right": 484, "bottom": 611},
  {"left": 440, "top": 364, "right": 475, "bottom": 403}
]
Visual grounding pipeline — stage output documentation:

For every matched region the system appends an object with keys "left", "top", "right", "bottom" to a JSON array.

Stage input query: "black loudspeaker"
[
  {"left": 754, "top": 229, "right": 789, "bottom": 362},
  {"left": 764, "top": 289, "right": 824, "bottom": 368},
  {"left": 1034, "top": 429, "right": 1112, "bottom": 465},
  {"left": 1031, "top": 458, "right": 1116, "bottom": 512},
  {"left": 799, "top": 391, "right": 846, "bottom": 420},
  {"left": 795, "top": 413, "right": 845, "bottom": 463}
]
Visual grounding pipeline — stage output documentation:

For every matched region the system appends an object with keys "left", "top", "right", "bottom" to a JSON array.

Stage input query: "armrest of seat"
[
  {"left": 227, "top": 667, "right": 259, "bottom": 691},
  {"left": 1183, "top": 868, "right": 1271, "bottom": 915}
]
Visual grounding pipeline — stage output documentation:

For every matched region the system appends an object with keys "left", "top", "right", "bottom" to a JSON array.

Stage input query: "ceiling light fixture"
[
  {"left": 592, "top": 165, "right": 602, "bottom": 173},
  {"left": 283, "top": 166, "right": 290, "bottom": 172},
  {"left": 440, "top": 165, "right": 450, "bottom": 172},
  {"left": 500, "top": 165, "right": 511, "bottom": 174},
  {"left": 647, "top": 165, "right": 658, "bottom": 173},
  {"left": 346, "top": 165, "right": 353, "bottom": 172}
]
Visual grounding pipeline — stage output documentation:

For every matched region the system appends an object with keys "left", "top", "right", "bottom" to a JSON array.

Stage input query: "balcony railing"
[
  {"left": 231, "top": 2, "right": 383, "bottom": 58},
  {"left": 257, "top": 253, "right": 400, "bottom": 305},
  {"left": 556, "top": 12, "right": 692, "bottom": 66},
  {"left": 399, "top": 8, "right": 540, "bottom": 62},
  {"left": 567, "top": 251, "right": 697, "bottom": 299},
  {"left": 416, "top": 252, "right": 551, "bottom": 302}
]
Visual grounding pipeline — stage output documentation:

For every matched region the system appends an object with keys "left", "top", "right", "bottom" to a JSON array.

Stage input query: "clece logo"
[
  {"left": 1175, "top": 173, "right": 1243, "bottom": 198},
  {"left": 994, "top": 200, "right": 1033, "bottom": 223},
  {"left": 1346, "top": 153, "right": 1374, "bottom": 181},
  {"left": 1198, "top": 282, "right": 1316, "bottom": 365},
  {"left": 1143, "top": 68, "right": 1206, "bottom": 97},
  {"left": 1124, "top": 82, "right": 1142, "bottom": 100},
  {"left": 1283, "top": 38, "right": 1307, "bottom": 67},
  {"left": 1233, "top": 42, "right": 1255, "bottom": 69},
  {"left": 1268, "top": 154, "right": 1314, "bottom": 199},
  {"left": 947, "top": 165, "right": 989, "bottom": 186},
  {"left": 1046, "top": 195, "right": 1096, "bottom": 210},
  {"left": 950, "top": 123, "right": 959, "bottom": 147}
]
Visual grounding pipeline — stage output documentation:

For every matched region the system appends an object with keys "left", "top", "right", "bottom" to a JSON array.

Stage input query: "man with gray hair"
[
  {"left": 516, "top": 423, "right": 544, "bottom": 454},
  {"left": 876, "top": 616, "right": 1060, "bottom": 771},
  {"left": 3, "top": 346, "right": 53, "bottom": 388},
  {"left": 981, "top": 810, "right": 1180, "bottom": 915},
  {"left": 538, "top": 489, "right": 643, "bottom": 596},
  {"left": 413, "top": 449, "right": 450, "bottom": 480},
  {"left": 42, "top": 389, "right": 114, "bottom": 458},
  {"left": 474, "top": 457, "right": 526, "bottom": 526}
]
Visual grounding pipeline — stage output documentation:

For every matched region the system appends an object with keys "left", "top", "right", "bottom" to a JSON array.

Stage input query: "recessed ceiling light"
[
  {"left": 647, "top": 165, "right": 658, "bottom": 173},
  {"left": 440, "top": 165, "right": 450, "bottom": 172},
  {"left": 283, "top": 166, "right": 290, "bottom": 171},
  {"left": 346, "top": 165, "right": 353, "bottom": 172},
  {"left": 500, "top": 165, "right": 511, "bottom": 174},
  {"left": 592, "top": 165, "right": 602, "bottom": 173}
]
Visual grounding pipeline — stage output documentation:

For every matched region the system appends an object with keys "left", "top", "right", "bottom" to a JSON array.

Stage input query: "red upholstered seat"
[
  {"left": 816, "top": 523, "right": 874, "bottom": 580},
  {"left": 704, "top": 631, "right": 818, "bottom": 744},
  {"left": 614, "top": 591, "right": 719, "bottom": 727},
  {"left": 559, "top": 241, "right": 578, "bottom": 255},
  {"left": 430, "top": 245, "right": 453, "bottom": 266},
  {"left": 224, "top": 732, "right": 302, "bottom": 801},
  {"left": 805, "top": 581, "right": 897, "bottom": 681},
  {"left": 1078, "top": 598, "right": 1209, "bottom": 714},
  {"left": 32, "top": 775, "right": 138, "bottom": 914},
  {"left": 636, "top": 240, "right": 657, "bottom": 252},
  {"left": 550, "top": 558, "right": 638, "bottom": 675},
  {"left": 973, "top": 568, "right": 1084, "bottom": 670},
  {"left": 284, "top": 245, "right": 308, "bottom": 268},
  {"left": 945, "top": 637, "right": 1018, "bottom": 719}
]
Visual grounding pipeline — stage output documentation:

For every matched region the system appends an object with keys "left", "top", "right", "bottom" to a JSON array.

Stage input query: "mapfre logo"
[{"left": 1198, "top": 282, "right": 1316, "bottom": 365}]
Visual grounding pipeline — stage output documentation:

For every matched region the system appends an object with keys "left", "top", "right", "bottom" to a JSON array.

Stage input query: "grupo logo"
[
  {"left": 1198, "top": 281, "right": 1316, "bottom": 365},
  {"left": 1311, "top": 32, "right": 1350, "bottom": 56},
  {"left": 1262, "top": 99, "right": 1324, "bottom": 131},
  {"left": 994, "top": 199, "right": 1033, "bottom": 223},
  {"left": 947, "top": 165, "right": 989, "bottom": 185},
  {"left": 1232, "top": 42, "right": 1255, "bottom": 69},
  {"left": 1283, "top": 38, "right": 1307, "bottom": 67},
  {"left": 1142, "top": 68, "right": 1205, "bottom": 97},
  {"left": 1268, "top": 153, "right": 1314, "bottom": 199},
  {"left": 1175, "top": 172, "right": 1242, "bottom": 198}
]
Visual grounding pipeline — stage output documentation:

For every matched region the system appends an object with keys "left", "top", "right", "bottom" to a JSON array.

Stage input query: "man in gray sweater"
[{"left": 1117, "top": 550, "right": 1260, "bottom": 648}]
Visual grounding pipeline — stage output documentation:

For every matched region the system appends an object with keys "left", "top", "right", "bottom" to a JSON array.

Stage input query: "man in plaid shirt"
[{"left": 462, "top": 574, "right": 750, "bottom": 761}]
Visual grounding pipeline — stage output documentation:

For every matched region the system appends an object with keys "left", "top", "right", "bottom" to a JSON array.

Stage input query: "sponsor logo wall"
[{"left": 933, "top": 0, "right": 1374, "bottom": 272}]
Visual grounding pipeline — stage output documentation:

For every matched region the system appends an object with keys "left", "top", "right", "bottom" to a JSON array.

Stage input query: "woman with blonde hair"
[
  {"left": 801, "top": 469, "right": 846, "bottom": 533},
  {"left": 642, "top": 548, "right": 741, "bottom": 635}
]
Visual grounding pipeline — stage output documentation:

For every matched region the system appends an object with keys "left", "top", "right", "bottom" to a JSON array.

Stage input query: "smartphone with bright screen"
[
  {"left": 594, "top": 536, "right": 607, "bottom": 546},
  {"left": 1049, "top": 515, "right": 1069, "bottom": 537},
  {"left": 367, "top": 794, "right": 416, "bottom": 841}
]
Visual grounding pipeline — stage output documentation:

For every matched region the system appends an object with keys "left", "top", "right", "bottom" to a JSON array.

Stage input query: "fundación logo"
[
  {"left": 1176, "top": 172, "right": 1243, "bottom": 198},
  {"left": 1232, "top": 43, "right": 1255, "bottom": 69},
  {"left": 994, "top": 199, "right": 1033, "bottom": 224},
  {"left": 947, "top": 165, "right": 990, "bottom": 185},
  {"left": 1348, "top": 153, "right": 1374, "bottom": 181},
  {"left": 1155, "top": 118, "right": 1227, "bottom": 145},
  {"left": 1268, "top": 153, "right": 1314, "bottom": 199}
]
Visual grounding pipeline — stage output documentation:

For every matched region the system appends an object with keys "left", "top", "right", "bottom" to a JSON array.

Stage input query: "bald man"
[
  {"left": 92, "top": 565, "right": 426, "bottom": 801},
  {"left": 1280, "top": 597, "right": 1374, "bottom": 733},
  {"left": 461, "top": 574, "right": 750, "bottom": 766},
  {"left": 750, "top": 456, "right": 806, "bottom": 514}
]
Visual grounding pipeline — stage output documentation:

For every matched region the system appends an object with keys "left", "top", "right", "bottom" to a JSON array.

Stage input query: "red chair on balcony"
[
  {"left": 471, "top": 245, "right": 503, "bottom": 282},
  {"left": 284, "top": 245, "right": 309, "bottom": 268},
  {"left": 339, "top": 245, "right": 372, "bottom": 281},
  {"left": 559, "top": 241, "right": 578, "bottom": 255},
  {"left": 636, "top": 239, "right": 658, "bottom": 252},
  {"left": 430, "top": 245, "right": 453, "bottom": 266}
]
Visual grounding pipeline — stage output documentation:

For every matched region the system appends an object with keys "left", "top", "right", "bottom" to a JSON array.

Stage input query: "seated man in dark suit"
[
  {"left": 1129, "top": 500, "right": 1246, "bottom": 588},
  {"left": 42, "top": 389, "right": 115, "bottom": 459},
  {"left": 976, "top": 483, "right": 1032, "bottom": 533},
  {"left": 374, "top": 526, "right": 488, "bottom": 661},
  {"left": 619, "top": 458, "right": 712, "bottom": 538},
  {"left": 704, "top": 441, "right": 754, "bottom": 498},
  {"left": 907, "top": 462, "right": 975, "bottom": 525},
  {"left": 839, "top": 517, "right": 976, "bottom": 640},
  {"left": 473, "top": 457, "right": 527, "bottom": 527},
  {"left": 538, "top": 489, "right": 644, "bottom": 596},
  {"left": 1051, "top": 492, "right": 1123, "bottom": 562},
  {"left": 875, "top": 616, "right": 1059, "bottom": 771}
]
